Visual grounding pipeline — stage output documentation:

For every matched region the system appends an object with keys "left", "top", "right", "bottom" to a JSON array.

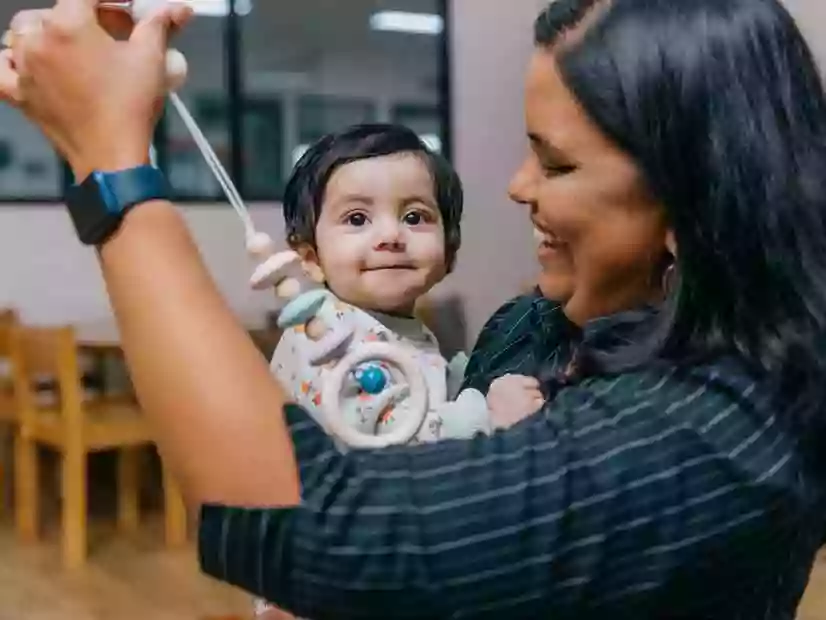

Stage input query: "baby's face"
[{"left": 311, "top": 153, "right": 447, "bottom": 315}]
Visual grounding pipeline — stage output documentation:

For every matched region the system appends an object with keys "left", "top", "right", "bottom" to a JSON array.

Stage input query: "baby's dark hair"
[{"left": 282, "top": 122, "right": 464, "bottom": 271}]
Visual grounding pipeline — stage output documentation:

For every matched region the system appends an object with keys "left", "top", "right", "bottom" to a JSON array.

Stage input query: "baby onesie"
[
  {"left": 254, "top": 295, "right": 490, "bottom": 618},
  {"left": 270, "top": 296, "right": 474, "bottom": 445}
]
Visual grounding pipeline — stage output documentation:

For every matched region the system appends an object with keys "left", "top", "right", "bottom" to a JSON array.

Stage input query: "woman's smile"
[{"left": 533, "top": 224, "right": 566, "bottom": 259}]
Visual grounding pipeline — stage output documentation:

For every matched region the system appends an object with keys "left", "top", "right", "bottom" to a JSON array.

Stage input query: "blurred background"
[
  {"left": 0, "top": 0, "right": 552, "bottom": 347},
  {"left": 0, "top": 1, "right": 824, "bottom": 619}
]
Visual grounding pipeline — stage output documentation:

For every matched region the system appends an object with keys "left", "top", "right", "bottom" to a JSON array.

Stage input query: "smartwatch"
[{"left": 64, "top": 165, "right": 172, "bottom": 246}]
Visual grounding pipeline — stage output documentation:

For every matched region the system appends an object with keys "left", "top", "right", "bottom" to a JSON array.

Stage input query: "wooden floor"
[
  {"left": 0, "top": 513, "right": 825, "bottom": 619},
  {"left": 800, "top": 552, "right": 826, "bottom": 620},
  {"left": 0, "top": 514, "right": 250, "bottom": 620}
]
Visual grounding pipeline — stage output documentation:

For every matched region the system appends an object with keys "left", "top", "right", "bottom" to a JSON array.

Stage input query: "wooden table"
[
  {"left": 73, "top": 314, "right": 276, "bottom": 396},
  {"left": 75, "top": 321, "right": 123, "bottom": 350},
  {"left": 75, "top": 314, "right": 271, "bottom": 350}
]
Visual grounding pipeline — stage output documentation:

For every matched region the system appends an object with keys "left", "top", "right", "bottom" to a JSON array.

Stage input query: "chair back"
[{"left": 9, "top": 325, "right": 84, "bottom": 428}]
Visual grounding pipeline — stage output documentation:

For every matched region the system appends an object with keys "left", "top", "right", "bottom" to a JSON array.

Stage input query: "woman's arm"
[
  {"left": 99, "top": 200, "right": 300, "bottom": 507},
  {"left": 0, "top": 2, "right": 301, "bottom": 507},
  {"left": 199, "top": 367, "right": 802, "bottom": 619}
]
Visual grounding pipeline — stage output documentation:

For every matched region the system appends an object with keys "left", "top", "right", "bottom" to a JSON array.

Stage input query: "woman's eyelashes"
[{"left": 541, "top": 161, "right": 577, "bottom": 177}]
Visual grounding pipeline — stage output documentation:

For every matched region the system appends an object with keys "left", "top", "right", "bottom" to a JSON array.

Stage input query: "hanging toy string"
[
  {"left": 167, "top": 91, "right": 255, "bottom": 239},
  {"left": 77, "top": 0, "right": 272, "bottom": 253}
]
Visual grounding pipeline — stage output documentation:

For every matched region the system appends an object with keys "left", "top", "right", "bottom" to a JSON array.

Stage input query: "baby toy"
[{"left": 3, "top": 0, "right": 492, "bottom": 449}]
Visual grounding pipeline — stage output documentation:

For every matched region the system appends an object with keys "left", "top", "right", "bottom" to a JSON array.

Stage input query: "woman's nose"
[{"left": 508, "top": 158, "right": 538, "bottom": 208}]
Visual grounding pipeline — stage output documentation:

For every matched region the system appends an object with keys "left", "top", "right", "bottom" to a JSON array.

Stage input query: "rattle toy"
[{"left": 2, "top": 0, "right": 492, "bottom": 448}]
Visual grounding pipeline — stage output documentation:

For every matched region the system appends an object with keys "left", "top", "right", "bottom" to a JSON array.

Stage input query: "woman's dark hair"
[
  {"left": 535, "top": 0, "right": 826, "bottom": 445},
  {"left": 281, "top": 122, "right": 463, "bottom": 271}
]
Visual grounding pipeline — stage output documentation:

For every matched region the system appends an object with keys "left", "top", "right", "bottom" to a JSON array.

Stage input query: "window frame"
[{"left": 0, "top": 0, "right": 452, "bottom": 205}]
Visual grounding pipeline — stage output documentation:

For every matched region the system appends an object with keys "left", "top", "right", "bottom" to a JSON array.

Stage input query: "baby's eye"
[
  {"left": 403, "top": 211, "right": 425, "bottom": 226},
  {"left": 346, "top": 212, "right": 368, "bottom": 226}
]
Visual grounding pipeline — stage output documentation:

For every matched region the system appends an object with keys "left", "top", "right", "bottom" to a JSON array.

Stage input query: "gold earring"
[{"left": 661, "top": 262, "right": 677, "bottom": 295}]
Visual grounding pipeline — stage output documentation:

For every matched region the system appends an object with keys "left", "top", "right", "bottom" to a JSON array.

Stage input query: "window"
[
  {"left": 0, "top": 0, "right": 66, "bottom": 201},
  {"left": 237, "top": 0, "right": 450, "bottom": 201},
  {"left": 294, "top": 96, "right": 377, "bottom": 165},
  {"left": 159, "top": 14, "right": 231, "bottom": 201},
  {"left": 0, "top": 0, "right": 450, "bottom": 203},
  {"left": 393, "top": 103, "right": 445, "bottom": 153}
]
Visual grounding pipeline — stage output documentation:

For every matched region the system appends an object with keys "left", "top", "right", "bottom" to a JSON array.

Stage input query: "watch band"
[{"left": 66, "top": 165, "right": 172, "bottom": 246}]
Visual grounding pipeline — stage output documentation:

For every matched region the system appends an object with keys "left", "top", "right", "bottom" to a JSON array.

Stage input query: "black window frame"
[{"left": 0, "top": 0, "right": 452, "bottom": 204}]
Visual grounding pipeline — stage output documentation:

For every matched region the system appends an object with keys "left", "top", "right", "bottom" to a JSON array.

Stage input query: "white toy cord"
[
  {"left": 75, "top": 0, "right": 431, "bottom": 448},
  {"left": 166, "top": 91, "right": 256, "bottom": 239}
]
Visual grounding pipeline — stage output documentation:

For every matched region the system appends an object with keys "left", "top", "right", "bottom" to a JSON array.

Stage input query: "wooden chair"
[
  {"left": 0, "top": 309, "right": 18, "bottom": 512},
  {"left": 9, "top": 324, "right": 188, "bottom": 569}
]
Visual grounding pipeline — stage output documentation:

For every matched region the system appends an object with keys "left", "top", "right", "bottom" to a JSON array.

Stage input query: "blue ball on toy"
[{"left": 356, "top": 364, "right": 387, "bottom": 394}]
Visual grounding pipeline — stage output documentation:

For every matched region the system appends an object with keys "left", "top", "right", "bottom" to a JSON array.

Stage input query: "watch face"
[
  {"left": 64, "top": 166, "right": 170, "bottom": 246},
  {"left": 65, "top": 176, "right": 119, "bottom": 245}
]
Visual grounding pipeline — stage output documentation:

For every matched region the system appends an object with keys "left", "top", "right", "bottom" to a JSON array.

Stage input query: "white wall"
[
  {"left": 0, "top": 0, "right": 543, "bottom": 345},
  {"left": 782, "top": 0, "right": 826, "bottom": 64},
  {"left": 443, "top": 0, "right": 540, "bottom": 338}
]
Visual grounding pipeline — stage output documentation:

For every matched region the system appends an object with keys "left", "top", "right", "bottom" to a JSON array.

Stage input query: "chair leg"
[
  {"left": 61, "top": 443, "right": 87, "bottom": 569},
  {"left": 162, "top": 465, "right": 188, "bottom": 548},
  {"left": 14, "top": 432, "right": 39, "bottom": 543},
  {"left": 0, "top": 427, "right": 8, "bottom": 513},
  {"left": 117, "top": 447, "right": 140, "bottom": 535}
]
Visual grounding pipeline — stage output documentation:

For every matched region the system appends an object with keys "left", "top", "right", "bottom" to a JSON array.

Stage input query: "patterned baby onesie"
[
  {"left": 270, "top": 297, "right": 466, "bottom": 445},
  {"left": 253, "top": 296, "right": 481, "bottom": 618}
]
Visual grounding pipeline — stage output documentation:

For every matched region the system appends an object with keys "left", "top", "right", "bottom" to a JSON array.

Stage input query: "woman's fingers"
[
  {"left": 5, "top": 9, "right": 50, "bottom": 81},
  {"left": 0, "top": 48, "right": 20, "bottom": 104}
]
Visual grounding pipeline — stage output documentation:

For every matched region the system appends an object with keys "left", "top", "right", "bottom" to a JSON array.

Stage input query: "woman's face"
[{"left": 509, "top": 50, "right": 672, "bottom": 325}]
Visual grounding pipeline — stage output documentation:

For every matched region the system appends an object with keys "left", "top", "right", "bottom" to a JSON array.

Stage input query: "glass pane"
[
  {"left": 392, "top": 103, "right": 444, "bottom": 153},
  {"left": 241, "top": 98, "right": 285, "bottom": 200},
  {"left": 163, "top": 15, "right": 230, "bottom": 201},
  {"left": 0, "top": 0, "right": 64, "bottom": 201},
  {"left": 295, "top": 96, "right": 376, "bottom": 164},
  {"left": 240, "top": 0, "right": 448, "bottom": 199}
]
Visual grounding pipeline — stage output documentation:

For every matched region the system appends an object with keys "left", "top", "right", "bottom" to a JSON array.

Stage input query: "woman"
[{"left": 3, "top": 0, "right": 826, "bottom": 617}]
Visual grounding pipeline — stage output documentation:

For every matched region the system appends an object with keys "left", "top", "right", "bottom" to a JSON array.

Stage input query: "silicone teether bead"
[
  {"left": 275, "top": 277, "right": 301, "bottom": 300},
  {"left": 165, "top": 48, "right": 188, "bottom": 91},
  {"left": 277, "top": 289, "right": 329, "bottom": 328},
  {"left": 249, "top": 251, "right": 301, "bottom": 290},
  {"left": 305, "top": 317, "right": 328, "bottom": 341},
  {"left": 246, "top": 231, "right": 276, "bottom": 260},
  {"left": 306, "top": 324, "right": 354, "bottom": 366},
  {"left": 356, "top": 365, "right": 387, "bottom": 395}
]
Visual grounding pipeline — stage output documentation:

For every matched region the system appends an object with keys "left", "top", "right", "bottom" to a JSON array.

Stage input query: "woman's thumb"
[
  {"left": 0, "top": 49, "right": 21, "bottom": 105},
  {"left": 129, "top": 4, "right": 193, "bottom": 55}
]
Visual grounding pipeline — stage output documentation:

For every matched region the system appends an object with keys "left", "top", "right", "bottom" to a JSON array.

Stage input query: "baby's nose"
[{"left": 373, "top": 219, "right": 405, "bottom": 249}]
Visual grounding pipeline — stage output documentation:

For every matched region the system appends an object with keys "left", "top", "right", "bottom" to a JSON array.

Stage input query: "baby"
[{"left": 253, "top": 123, "right": 543, "bottom": 617}]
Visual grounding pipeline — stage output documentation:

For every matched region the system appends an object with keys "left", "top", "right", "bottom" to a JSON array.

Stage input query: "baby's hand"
[
  {"left": 487, "top": 374, "right": 544, "bottom": 429},
  {"left": 255, "top": 604, "right": 295, "bottom": 620}
]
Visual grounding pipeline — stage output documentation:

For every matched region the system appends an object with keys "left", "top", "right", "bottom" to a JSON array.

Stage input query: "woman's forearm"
[{"left": 97, "top": 199, "right": 301, "bottom": 507}]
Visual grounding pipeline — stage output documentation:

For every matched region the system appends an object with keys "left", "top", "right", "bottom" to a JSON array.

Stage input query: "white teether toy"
[{"left": 321, "top": 343, "right": 429, "bottom": 449}]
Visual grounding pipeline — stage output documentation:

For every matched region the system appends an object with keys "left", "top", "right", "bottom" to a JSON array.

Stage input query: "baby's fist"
[{"left": 486, "top": 374, "right": 544, "bottom": 429}]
